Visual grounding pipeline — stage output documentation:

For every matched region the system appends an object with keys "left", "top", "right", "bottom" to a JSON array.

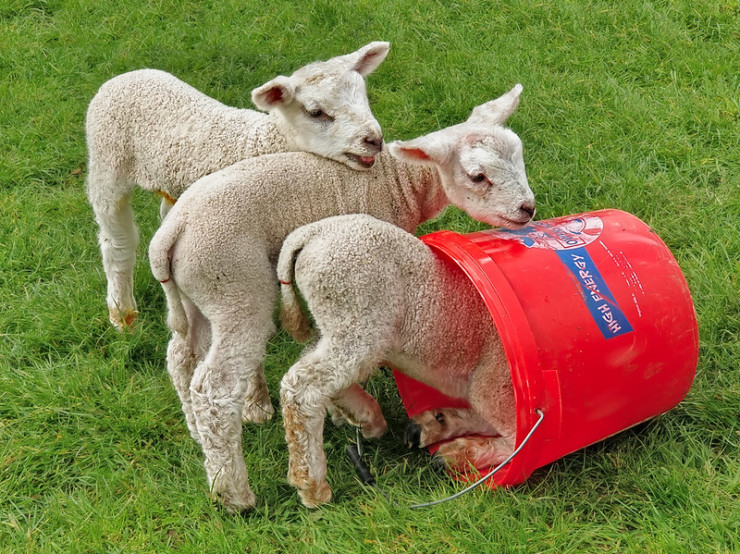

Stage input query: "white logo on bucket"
[{"left": 487, "top": 215, "right": 604, "bottom": 250}]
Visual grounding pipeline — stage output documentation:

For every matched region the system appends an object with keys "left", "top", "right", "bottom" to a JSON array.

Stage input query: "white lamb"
[
  {"left": 277, "top": 214, "right": 515, "bottom": 508},
  {"left": 86, "top": 42, "right": 389, "bottom": 330},
  {"left": 147, "top": 84, "right": 534, "bottom": 512}
]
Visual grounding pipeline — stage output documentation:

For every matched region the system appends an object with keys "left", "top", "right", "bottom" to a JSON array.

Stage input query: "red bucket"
[{"left": 394, "top": 209, "right": 698, "bottom": 486}]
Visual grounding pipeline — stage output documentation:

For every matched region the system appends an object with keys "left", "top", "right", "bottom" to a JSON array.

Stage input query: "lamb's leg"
[
  {"left": 241, "top": 363, "right": 274, "bottom": 424},
  {"left": 460, "top": 355, "right": 517, "bottom": 467},
  {"left": 189, "top": 306, "right": 275, "bottom": 513},
  {"left": 166, "top": 298, "right": 211, "bottom": 443},
  {"left": 281, "top": 335, "right": 385, "bottom": 508},
  {"left": 281, "top": 349, "right": 335, "bottom": 509},
  {"left": 88, "top": 182, "right": 139, "bottom": 330},
  {"left": 328, "top": 384, "right": 387, "bottom": 439},
  {"left": 167, "top": 331, "right": 200, "bottom": 443},
  {"left": 190, "top": 356, "right": 254, "bottom": 512}
]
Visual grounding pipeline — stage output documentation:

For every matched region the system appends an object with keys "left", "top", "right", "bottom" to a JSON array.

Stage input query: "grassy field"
[{"left": 1, "top": 0, "right": 738, "bottom": 551}]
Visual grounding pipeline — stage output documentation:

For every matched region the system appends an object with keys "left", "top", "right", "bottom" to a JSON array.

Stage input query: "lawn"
[{"left": 1, "top": 0, "right": 738, "bottom": 551}]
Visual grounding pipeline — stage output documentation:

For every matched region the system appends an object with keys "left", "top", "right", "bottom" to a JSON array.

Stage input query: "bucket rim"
[{"left": 421, "top": 229, "right": 546, "bottom": 485}]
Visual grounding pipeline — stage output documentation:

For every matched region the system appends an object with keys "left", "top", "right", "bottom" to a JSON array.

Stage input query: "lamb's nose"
[
  {"left": 363, "top": 134, "right": 384, "bottom": 152},
  {"left": 404, "top": 421, "right": 421, "bottom": 448},
  {"left": 519, "top": 201, "right": 536, "bottom": 220}
]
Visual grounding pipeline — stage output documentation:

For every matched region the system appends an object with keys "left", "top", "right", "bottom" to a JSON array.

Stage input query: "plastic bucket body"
[{"left": 394, "top": 209, "right": 699, "bottom": 486}]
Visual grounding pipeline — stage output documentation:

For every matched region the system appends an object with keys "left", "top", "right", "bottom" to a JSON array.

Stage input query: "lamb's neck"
[
  {"left": 400, "top": 258, "right": 492, "bottom": 397},
  {"left": 380, "top": 153, "right": 450, "bottom": 232},
  {"left": 242, "top": 110, "right": 290, "bottom": 156}
]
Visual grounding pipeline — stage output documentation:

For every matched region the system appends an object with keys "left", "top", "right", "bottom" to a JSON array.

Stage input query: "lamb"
[
  {"left": 147, "top": 84, "right": 534, "bottom": 512},
  {"left": 86, "top": 42, "right": 389, "bottom": 330},
  {"left": 277, "top": 214, "right": 516, "bottom": 508}
]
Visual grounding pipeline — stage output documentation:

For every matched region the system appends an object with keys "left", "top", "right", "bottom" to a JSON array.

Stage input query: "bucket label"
[
  {"left": 488, "top": 215, "right": 603, "bottom": 250},
  {"left": 556, "top": 247, "right": 633, "bottom": 339}
]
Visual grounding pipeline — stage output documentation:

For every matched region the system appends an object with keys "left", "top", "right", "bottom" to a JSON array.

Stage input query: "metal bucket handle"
[{"left": 409, "top": 408, "right": 545, "bottom": 509}]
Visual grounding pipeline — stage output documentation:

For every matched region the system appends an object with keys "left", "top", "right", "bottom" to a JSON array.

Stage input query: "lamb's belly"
[{"left": 384, "top": 352, "right": 470, "bottom": 401}]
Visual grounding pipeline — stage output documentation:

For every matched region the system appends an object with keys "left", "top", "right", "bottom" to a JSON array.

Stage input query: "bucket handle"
[{"left": 409, "top": 408, "right": 545, "bottom": 509}]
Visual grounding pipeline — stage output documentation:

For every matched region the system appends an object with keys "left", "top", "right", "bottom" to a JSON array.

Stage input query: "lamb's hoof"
[
  {"left": 298, "top": 481, "right": 333, "bottom": 508},
  {"left": 430, "top": 453, "right": 448, "bottom": 472},
  {"left": 241, "top": 397, "right": 274, "bottom": 424},
  {"left": 214, "top": 488, "right": 257, "bottom": 514},
  {"left": 108, "top": 306, "right": 138, "bottom": 331}
]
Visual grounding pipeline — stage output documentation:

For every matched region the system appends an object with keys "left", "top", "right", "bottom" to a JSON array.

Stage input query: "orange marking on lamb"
[{"left": 156, "top": 190, "right": 177, "bottom": 205}]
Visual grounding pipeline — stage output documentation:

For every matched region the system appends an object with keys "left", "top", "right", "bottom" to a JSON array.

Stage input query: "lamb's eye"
[
  {"left": 306, "top": 108, "right": 334, "bottom": 122},
  {"left": 434, "top": 413, "right": 445, "bottom": 424},
  {"left": 470, "top": 173, "right": 487, "bottom": 184}
]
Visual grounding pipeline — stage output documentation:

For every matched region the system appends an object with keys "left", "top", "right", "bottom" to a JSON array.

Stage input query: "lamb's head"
[
  {"left": 252, "top": 42, "right": 389, "bottom": 170},
  {"left": 404, "top": 407, "right": 496, "bottom": 449},
  {"left": 390, "top": 84, "right": 535, "bottom": 229}
]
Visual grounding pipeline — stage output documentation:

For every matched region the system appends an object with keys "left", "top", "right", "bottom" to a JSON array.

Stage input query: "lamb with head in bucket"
[{"left": 277, "top": 205, "right": 530, "bottom": 507}]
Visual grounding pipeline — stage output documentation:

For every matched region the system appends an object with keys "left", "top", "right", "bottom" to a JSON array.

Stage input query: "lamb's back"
[
  {"left": 174, "top": 150, "right": 418, "bottom": 261},
  {"left": 288, "top": 214, "right": 497, "bottom": 396},
  {"left": 87, "top": 69, "right": 269, "bottom": 196}
]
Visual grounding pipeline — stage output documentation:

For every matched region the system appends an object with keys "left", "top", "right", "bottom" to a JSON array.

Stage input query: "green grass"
[{"left": 1, "top": 0, "right": 738, "bottom": 551}]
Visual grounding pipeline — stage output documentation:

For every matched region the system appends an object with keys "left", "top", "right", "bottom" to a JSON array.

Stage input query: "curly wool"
[{"left": 147, "top": 84, "right": 534, "bottom": 512}]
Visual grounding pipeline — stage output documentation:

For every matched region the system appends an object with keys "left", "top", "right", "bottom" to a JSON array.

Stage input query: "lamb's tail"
[
  {"left": 148, "top": 215, "right": 187, "bottom": 335},
  {"left": 276, "top": 223, "right": 323, "bottom": 343}
]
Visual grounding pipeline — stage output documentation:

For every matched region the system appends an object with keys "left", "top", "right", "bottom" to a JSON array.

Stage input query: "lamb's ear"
[
  {"left": 388, "top": 130, "right": 455, "bottom": 167},
  {"left": 468, "top": 84, "right": 523, "bottom": 126},
  {"left": 251, "top": 76, "right": 295, "bottom": 111},
  {"left": 340, "top": 41, "right": 391, "bottom": 77}
]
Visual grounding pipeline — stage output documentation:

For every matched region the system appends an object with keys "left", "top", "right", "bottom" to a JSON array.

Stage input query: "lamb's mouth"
[
  {"left": 497, "top": 215, "right": 533, "bottom": 229},
  {"left": 346, "top": 153, "right": 376, "bottom": 168}
]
